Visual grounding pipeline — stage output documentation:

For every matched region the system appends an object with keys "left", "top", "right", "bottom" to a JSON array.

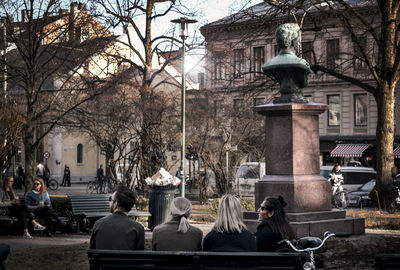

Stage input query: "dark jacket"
[
  {"left": 203, "top": 229, "right": 256, "bottom": 252},
  {"left": 152, "top": 218, "right": 203, "bottom": 251},
  {"left": 90, "top": 211, "right": 145, "bottom": 250},
  {"left": 256, "top": 220, "right": 283, "bottom": 252}
]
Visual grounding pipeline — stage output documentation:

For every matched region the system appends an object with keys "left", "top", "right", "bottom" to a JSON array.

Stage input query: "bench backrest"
[
  {"left": 375, "top": 254, "right": 400, "bottom": 270},
  {"left": 87, "top": 249, "right": 303, "bottom": 270},
  {"left": 69, "top": 194, "right": 111, "bottom": 215}
]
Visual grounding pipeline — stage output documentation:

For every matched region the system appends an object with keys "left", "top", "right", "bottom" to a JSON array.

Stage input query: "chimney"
[
  {"left": 21, "top": 9, "right": 31, "bottom": 23},
  {"left": 70, "top": 2, "right": 79, "bottom": 14}
]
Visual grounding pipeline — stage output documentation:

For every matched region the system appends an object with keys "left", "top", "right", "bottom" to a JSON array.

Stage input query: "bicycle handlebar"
[{"left": 279, "top": 232, "right": 337, "bottom": 253}]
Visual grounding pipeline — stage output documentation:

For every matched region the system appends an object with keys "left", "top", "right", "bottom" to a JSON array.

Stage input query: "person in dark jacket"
[
  {"left": 256, "top": 196, "right": 295, "bottom": 252},
  {"left": 152, "top": 197, "right": 203, "bottom": 251},
  {"left": 90, "top": 185, "right": 144, "bottom": 250},
  {"left": 61, "top": 165, "right": 71, "bottom": 187},
  {"left": 203, "top": 194, "right": 256, "bottom": 252}
]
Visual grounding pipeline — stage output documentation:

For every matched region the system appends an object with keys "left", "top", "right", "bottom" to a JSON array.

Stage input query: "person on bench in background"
[
  {"left": 256, "top": 196, "right": 294, "bottom": 252},
  {"left": 90, "top": 185, "right": 145, "bottom": 250},
  {"left": 152, "top": 197, "right": 202, "bottom": 251},
  {"left": 203, "top": 194, "right": 256, "bottom": 252},
  {"left": 0, "top": 176, "right": 45, "bottom": 239},
  {"left": 25, "top": 178, "right": 65, "bottom": 237}
]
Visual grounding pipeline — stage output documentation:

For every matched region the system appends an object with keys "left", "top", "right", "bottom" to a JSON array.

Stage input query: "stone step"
[
  {"left": 244, "top": 209, "right": 346, "bottom": 222},
  {"left": 244, "top": 216, "right": 364, "bottom": 238}
]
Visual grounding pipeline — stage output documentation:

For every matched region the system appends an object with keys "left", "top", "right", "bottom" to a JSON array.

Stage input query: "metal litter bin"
[{"left": 148, "top": 185, "right": 176, "bottom": 230}]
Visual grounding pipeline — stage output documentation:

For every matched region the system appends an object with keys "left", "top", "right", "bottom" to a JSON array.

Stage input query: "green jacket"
[{"left": 90, "top": 211, "right": 145, "bottom": 250}]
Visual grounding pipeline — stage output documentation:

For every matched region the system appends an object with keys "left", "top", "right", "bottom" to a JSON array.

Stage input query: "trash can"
[{"left": 148, "top": 185, "right": 176, "bottom": 230}]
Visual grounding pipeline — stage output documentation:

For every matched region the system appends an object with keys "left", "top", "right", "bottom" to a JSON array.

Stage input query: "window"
[
  {"left": 354, "top": 94, "right": 367, "bottom": 126},
  {"left": 253, "top": 97, "right": 265, "bottom": 106},
  {"left": 354, "top": 37, "right": 367, "bottom": 70},
  {"left": 58, "top": 28, "right": 67, "bottom": 42},
  {"left": 214, "top": 57, "right": 225, "bottom": 80},
  {"left": 302, "top": 41, "right": 312, "bottom": 63},
  {"left": 253, "top": 46, "right": 265, "bottom": 74},
  {"left": 327, "top": 95, "right": 340, "bottom": 126},
  {"left": 77, "top": 144, "right": 83, "bottom": 164},
  {"left": 233, "top": 49, "right": 244, "bottom": 78},
  {"left": 326, "top": 39, "right": 339, "bottom": 68}
]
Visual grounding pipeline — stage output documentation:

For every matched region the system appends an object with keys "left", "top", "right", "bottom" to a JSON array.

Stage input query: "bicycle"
[
  {"left": 279, "top": 231, "right": 349, "bottom": 270},
  {"left": 332, "top": 188, "right": 347, "bottom": 209},
  {"left": 86, "top": 176, "right": 114, "bottom": 194}
]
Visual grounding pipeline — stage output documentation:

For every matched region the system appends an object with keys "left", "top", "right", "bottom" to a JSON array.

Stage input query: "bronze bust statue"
[{"left": 262, "top": 23, "right": 310, "bottom": 103}]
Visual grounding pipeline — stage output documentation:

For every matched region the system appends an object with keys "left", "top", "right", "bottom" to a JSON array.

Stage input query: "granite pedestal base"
[{"left": 244, "top": 209, "right": 365, "bottom": 238}]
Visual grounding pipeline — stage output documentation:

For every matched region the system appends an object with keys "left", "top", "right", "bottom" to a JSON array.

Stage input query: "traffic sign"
[{"left": 43, "top": 151, "right": 50, "bottom": 159}]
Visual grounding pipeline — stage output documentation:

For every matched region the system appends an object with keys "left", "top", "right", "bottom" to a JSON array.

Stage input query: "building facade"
[{"left": 199, "top": 2, "right": 400, "bottom": 169}]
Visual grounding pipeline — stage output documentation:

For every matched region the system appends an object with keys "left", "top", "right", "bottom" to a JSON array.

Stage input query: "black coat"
[
  {"left": 256, "top": 220, "right": 284, "bottom": 252},
  {"left": 203, "top": 229, "right": 256, "bottom": 252}
]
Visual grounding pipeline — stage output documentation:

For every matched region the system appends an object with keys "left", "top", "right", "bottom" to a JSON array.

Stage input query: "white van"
[
  {"left": 234, "top": 162, "right": 266, "bottom": 197},
  {"left": 320, "top": 165, "right": 376, "bottom": 192}
]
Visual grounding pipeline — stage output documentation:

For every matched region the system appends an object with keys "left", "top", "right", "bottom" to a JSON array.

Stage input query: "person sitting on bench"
[
  {"left": 90, "top": 185, "right": 145, "bottom": 250},
  {"left": 25, "top": 178, "right": 64, "bottom": 237},
  {"left": 0, "top": 176, "right": 45, "bottom": 239},
  {"left": 152, "top": 197, "right": 203, "bottom": 251},
  {"left": 256, "top": 196, "right": 294, "bottom": 252},
  {"left": 203, "top": 194, "right": 256, "bottom": 252}
]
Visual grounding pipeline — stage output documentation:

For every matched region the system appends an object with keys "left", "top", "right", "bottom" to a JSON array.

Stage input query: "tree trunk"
[
  {"left": 375, "top": 82, "right": 395, "bottom": 208},
  {"left": 23, "top": 125, "right": 36, "bottom": 193}
]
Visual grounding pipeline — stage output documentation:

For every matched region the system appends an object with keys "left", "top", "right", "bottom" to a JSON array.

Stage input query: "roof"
[{"left": 200, "top": 0, "right": 376, "bottom": 35}]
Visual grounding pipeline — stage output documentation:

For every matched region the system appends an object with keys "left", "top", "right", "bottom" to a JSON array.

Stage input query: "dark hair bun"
[{"left": 278, "top": 196, "right": 287, "bottom": 207}]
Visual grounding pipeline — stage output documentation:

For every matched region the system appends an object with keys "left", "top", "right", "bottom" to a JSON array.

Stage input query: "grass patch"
[{"left": 347, "top": 208, "right": 400, "bottom": 230}]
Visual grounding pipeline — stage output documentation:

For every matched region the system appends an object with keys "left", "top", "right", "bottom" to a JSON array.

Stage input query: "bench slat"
[{"left": 87, "top": 250, "right": 303, "bottom": 270}]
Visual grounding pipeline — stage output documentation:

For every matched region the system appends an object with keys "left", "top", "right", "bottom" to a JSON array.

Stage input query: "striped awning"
[
  {"left": 394, "top": 145, "right": 400, "bottom": 158},
  {"left": 330, "top": 144, "right": 370, "bottom": 158}
]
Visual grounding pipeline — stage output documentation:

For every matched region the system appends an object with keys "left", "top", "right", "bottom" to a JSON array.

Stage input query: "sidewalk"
[{"left": 0, "top": 222, "right": 214, "bottom": 249}]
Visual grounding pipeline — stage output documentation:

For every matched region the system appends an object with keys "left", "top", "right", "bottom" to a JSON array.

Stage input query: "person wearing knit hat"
[{"left": 152, "top": 197, "right": 203, "bottom": 251}]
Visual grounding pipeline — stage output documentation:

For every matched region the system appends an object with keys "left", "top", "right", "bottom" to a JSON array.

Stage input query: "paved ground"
[{"left": 0, "top": 222, "right": 214, "bottom": 249}]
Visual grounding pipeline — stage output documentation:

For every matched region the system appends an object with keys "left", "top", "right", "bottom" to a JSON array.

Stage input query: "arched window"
[{"left": 77, "top": 144, "right": 83, "bottom": 164}]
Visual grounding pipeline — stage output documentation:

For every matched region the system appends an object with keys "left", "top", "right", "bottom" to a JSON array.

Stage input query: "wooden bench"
[
  {"left": 0, "top": 197, "right": 68, "bottom": 233},
  {"left": 69, "top": 194, "right": 151, "bottom": 232},
  {"left": 375, "top": 254, "right": 400, "bottom": 269},
  {"left": 87, "top": 249, "right": 303, "bottom": 270}
]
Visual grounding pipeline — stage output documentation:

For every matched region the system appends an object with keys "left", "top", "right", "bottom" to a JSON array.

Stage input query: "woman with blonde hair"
[
  {"left": 152, "top": 197, "right": 203, "bottom": 251},
  {"left": 203, "top": 194, "right": 256, "bottom": 252},
  {"left": 25, "top": 178, "right": 65, "bottom": 237}
]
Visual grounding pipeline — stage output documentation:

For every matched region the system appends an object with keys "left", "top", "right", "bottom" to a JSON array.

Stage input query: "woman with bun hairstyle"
[{"left": 256, "top": 196, "right": 295, "bottom": 252}]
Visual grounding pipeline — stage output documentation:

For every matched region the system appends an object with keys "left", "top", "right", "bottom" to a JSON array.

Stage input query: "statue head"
[{"left": 276, "top": 23, "right": 301, "bottom": 55}]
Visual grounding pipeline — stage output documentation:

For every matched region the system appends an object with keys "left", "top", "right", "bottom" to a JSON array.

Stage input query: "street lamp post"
[{"left": 171, "top": 17, "right": 197, "bottom": 197}]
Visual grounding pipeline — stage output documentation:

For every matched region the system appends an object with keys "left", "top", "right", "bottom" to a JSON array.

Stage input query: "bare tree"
[
  {"left": 90, "top": 0, "right": 200, "bottom": 179},
  {"left": 0, "top": 0, "right": 112, "bottom": 191},
  {"left": 0, "top": 98, "right": 23, "bottom": 182}
]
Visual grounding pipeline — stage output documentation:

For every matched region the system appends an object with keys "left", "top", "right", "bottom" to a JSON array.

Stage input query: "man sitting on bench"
[{"left": 90, "top": 185, "right": 145, "bottom": 250}]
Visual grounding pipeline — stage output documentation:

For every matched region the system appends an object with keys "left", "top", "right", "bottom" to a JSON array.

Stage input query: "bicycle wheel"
[
  {"left": 48, "top": 179, "right": 59, "bottom": 191},
  {"left": 86, "top": 181, "right": 96, "bottom": 194}
]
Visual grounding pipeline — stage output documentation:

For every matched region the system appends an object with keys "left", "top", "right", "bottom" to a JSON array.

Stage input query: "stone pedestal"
[{"left": 244, "top": 103, "right": 365, "bottom": 237}]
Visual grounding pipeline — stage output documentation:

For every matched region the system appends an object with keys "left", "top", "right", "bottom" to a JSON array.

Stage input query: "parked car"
[
  {"left": 234, "top": 162, "right": 266, "bottom": 197},
  {"left": 320, "top": 166, "right": 376, "bottom": 193},
  {"left": 347, "top": 179, "right": 376, "bottom": 207}
]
